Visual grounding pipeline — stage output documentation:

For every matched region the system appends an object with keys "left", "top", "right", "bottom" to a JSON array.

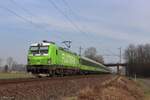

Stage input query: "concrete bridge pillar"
[{"left": 117, "top": 65, "right": 120, "bottom": 74}]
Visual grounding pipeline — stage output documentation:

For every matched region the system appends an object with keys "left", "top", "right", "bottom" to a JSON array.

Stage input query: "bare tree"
[
  {"left": 95, "top": 55, "right": 104, "bottom": 64},
  {"left": 84, "top": 47, "right": 97, "bottom": 60},
  {"left": 124, "top": 44, "right": 150, "bottom": 77},
  {"left": 4, "top": 65, "right": 8, "bottom": 72},
  {"left": 0, "top": 58, "right": 2, "bottom": 67},
  {"left": 84, "top": 47, "right": 104, "bottom": 63},
  {"left": 11, "top": 61, "right": 18, "bottom": 71},
  {"left": 6, "top": 57, "right": 14, "bottom": 70}
]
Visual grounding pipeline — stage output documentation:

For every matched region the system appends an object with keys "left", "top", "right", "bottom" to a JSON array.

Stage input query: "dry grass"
[
  {"left": 78, "top": 76, "right": 144, "bottom": 100},
  {"left": 0, "top": 75, "right": 144, "bottom": 100},
  {"left": 137, "top": 78, "right": 150, "bottom": 100},
  {"left": 0, "top": 72, "right": 34, "bottom": 79}
]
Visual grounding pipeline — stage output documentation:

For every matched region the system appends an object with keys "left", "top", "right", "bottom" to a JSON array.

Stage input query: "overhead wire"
[
  {"left": 9, "top": 0, "right": 34, "bottom": 18},
  {"left": 47, "top": 0, "right": 91, "bottom": 40},
  {"left": 52, "top": 0, "right": 121, "bottom": 61},
  {"left": 3, "top": 0, "right": 119, "bottom": 58},
  {"left": 3, "top": 1, "right": 66, "bottom": 43},
  {"left": 46, "top": 0, "right": 98, "bottom": 51},
  {"left": 47, "top": 0, "right": 82, "bottom": 33},
  {"left": 0, "top": 6, "right": 35, "bottom": 27},
  {"left": 10, "top": 0, "right": 67, "bottom": 41},
  {"left": 60, "top": 0, "right": 119, "bottom": 57},
  {"left": 60, "top": 1, "right": 99, "bottom": 40},
  {"left": 61, "top": 0, "right": 79, "bottom": 19}
]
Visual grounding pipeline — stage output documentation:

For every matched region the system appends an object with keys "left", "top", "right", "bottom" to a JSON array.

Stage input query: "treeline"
[
  {"left": 124, "top": 44, "right": 150, "bottom": 77},
  {"left": 0, "top": 57, "right": 26, "bottom": 72},
  {"left": 84, "top": 47, "right": 104, "bottom": 64}
]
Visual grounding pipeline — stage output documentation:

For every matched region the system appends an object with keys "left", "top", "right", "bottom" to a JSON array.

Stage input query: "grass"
[
  {"left": 62, "top": 97, "right": 77, "bottom": 100},
  {"left": 137, "top": 78, "right": 150, "bottom": 100},
  {"left": 0, "top": 72, "right": 34, "bottom": 79}
]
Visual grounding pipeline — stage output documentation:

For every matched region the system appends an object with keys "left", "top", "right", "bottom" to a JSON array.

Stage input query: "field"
[{"left": 0, "top": 72, "right": 34, "bottom": 79}]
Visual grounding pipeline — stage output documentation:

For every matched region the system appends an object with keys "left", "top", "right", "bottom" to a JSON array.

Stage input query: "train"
[{"left": 27, "top": 40, "right": 110, "bottom": 76}]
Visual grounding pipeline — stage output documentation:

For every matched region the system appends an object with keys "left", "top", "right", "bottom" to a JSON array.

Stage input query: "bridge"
[{"left": 104, "top": 63, "right": 127, "bottom": 74}]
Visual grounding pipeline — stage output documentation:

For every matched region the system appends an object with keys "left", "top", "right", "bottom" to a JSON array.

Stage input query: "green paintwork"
[{"left": 27, "top": 43, "right": 109, "bottom": 73}]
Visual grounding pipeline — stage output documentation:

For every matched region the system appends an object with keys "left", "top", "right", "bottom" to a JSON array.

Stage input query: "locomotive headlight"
[
  {"left": 27, "top": 58, "right": 30, "bottom": 64},
  {"left": 48, "top": 58, "right": 51, "bottom": 64},
  {"left": 28, "top": 58, "right": 30, "bottom": 62}
]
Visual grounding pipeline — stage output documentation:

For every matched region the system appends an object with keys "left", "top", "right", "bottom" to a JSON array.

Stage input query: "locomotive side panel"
[{"left": 56, "top": 49, "right": 80, "bottom": 68}]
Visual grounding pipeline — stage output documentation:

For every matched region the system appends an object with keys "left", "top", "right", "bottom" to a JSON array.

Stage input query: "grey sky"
[{"left": 0, "top": 0, "right": 150, "bottom": 64}]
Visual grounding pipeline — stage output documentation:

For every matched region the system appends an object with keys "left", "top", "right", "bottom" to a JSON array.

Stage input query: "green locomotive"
[{"left": 27, "top": 40, "right": 110, "bottom": 76}]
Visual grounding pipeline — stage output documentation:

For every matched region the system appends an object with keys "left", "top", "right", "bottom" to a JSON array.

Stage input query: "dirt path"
[{"left": 0, "top": 75, "right": 144, "bottom": 100}]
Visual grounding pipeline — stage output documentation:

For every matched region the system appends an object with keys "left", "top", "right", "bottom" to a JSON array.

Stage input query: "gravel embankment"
[{"left": 0, "top": 75, "right": 144, "bottom": 100}]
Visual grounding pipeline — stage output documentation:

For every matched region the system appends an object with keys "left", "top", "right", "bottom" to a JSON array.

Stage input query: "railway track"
[
  {"left": 0, "top": 74, "right": 113, "bottom": 85},
  {"left": 0, "top": 74, "right": 135, "bottom": 100}
]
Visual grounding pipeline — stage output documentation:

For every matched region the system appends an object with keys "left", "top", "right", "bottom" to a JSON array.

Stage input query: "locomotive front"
[
  {"left": 28, "top": 42, "right": 50, "bottom": 65},
  {"left": 27, "top": 41, "right": 53, "bottom": 74}
]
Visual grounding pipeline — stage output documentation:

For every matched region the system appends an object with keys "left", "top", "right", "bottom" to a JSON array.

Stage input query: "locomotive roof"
[
  {"left": 30, "top": 42, "right": 51, "bottom": 46},
  {"left": 30, "top": 41, "right": 78, "bottom": 55},
  {"left": 59, "top": 47, "right": 78, "bottom": 55},
  {"left": 30, "top": 40, "right": 55, "bottom": 47},
  {"left": 81, "top": 56, "right": 106, "bottom": 68}
]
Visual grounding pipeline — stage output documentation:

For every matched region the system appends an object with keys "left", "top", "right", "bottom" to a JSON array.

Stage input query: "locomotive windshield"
[
  {"left": 40, "top": 46, "right": 49, "bottom": 54},
  {"left": 30, "top": 46, "right": 39, "bottom": 51},
  {"left": 30, "top": 46, "right": 49, "bottom": 55}
]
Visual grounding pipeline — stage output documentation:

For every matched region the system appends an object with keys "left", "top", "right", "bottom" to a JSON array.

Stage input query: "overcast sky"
[{"left": 0, "top": 0, "right": 150, "bottom": 64}]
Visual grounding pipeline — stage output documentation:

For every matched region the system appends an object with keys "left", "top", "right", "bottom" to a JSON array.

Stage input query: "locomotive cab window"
[
  {"left": 30, "top": 46, "right": 39, "bottom": 51},
  {"left": 30, "top": 46, "right": 49, "bottom": 55},
  {"left": 40, "top": 46, "right": 49, "bottom": 54},
  {"left": 30, "top": 46, "right": 39, "bottom": 55}
]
